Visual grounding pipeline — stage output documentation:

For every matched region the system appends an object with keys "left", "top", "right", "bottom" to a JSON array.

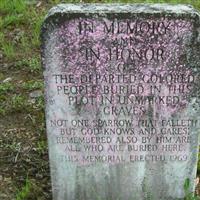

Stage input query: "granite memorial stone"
[{"left": 41, "top": 4, "right": 200, "bottom": 200}]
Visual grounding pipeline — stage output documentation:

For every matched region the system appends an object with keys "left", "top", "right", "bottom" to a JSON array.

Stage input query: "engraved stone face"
[{"left": 41, "top": 4, "right": 200, "bottom": 200}]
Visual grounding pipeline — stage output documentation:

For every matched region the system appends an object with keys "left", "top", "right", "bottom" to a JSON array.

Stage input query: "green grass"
[
  {"left": 2, "top": 42, "right": 15, "bottom": 60},
  {"left": 36, "top": 140, "right": 48, "bottom": 155},
  {"left": 0, "top": 0, "right": 28, "bottom": 29},
  {"left": 11, "top": 94, "right": 28, "bottom": 111},
  {"left": 0, "top": 82, "right": 15, "bottom": 94},
  {"left": 5, "top": 140, "right": 21, "bottom": 152},
  {"left": 34, "top": 96, "right": 45, "bottom": 110},
  {"left": 27, "top": 57, "right": 42, "bottom": 73},
  {"left": 15, "top": 57, "right": 42, "bottom": 73},
  {"left": 30, "top": 10, "right": 46, "bottom": 48},
  {"left": 1, "top": 14, "right": 26, "bottom": 28},
  {"left": 0, "top": 0, "right": 27, "bottom": 15},
  {"left": 20, "top": 35, "right": 30, "bottom": 53},
  {"left": 0, "top": 93, "right": 44, "bottom": 116},
  {"left": 22, "top": 80, "right": 43, "bottom": 91},
  {"left": 16, "top": 176, "right": 31, "bottom": 200},
  {"left": 184, "top": 179, "right": 200, "bottom": 200},
  {"left": 0, "top": 94, "right": 28, "bottom": 115}
]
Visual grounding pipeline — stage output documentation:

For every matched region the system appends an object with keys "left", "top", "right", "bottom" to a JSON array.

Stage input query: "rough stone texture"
[{"left": 41, "top": 4, "right": 200, "bottom": 200}]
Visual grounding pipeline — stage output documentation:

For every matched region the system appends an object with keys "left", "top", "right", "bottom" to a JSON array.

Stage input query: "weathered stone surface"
[{"left": 41, "top": 4, "right": 200, "bottom": 200}]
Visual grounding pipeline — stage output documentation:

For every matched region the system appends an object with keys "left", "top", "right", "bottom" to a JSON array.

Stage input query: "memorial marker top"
[
  {"left": 42, "top": 4, "right": 200, "bottom": 70},
  {"left": 45, "top": 4, "right": 198, "bottom": 15}
]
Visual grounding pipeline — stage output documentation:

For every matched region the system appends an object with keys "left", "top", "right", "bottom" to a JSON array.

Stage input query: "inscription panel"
[{"left": 41, "top": 4, "right": 200, "bottom": 200}]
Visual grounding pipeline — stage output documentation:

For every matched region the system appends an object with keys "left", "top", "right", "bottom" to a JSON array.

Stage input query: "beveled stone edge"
[{"left": 45, "top": 3, "right": 200, "bottom": 19}]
